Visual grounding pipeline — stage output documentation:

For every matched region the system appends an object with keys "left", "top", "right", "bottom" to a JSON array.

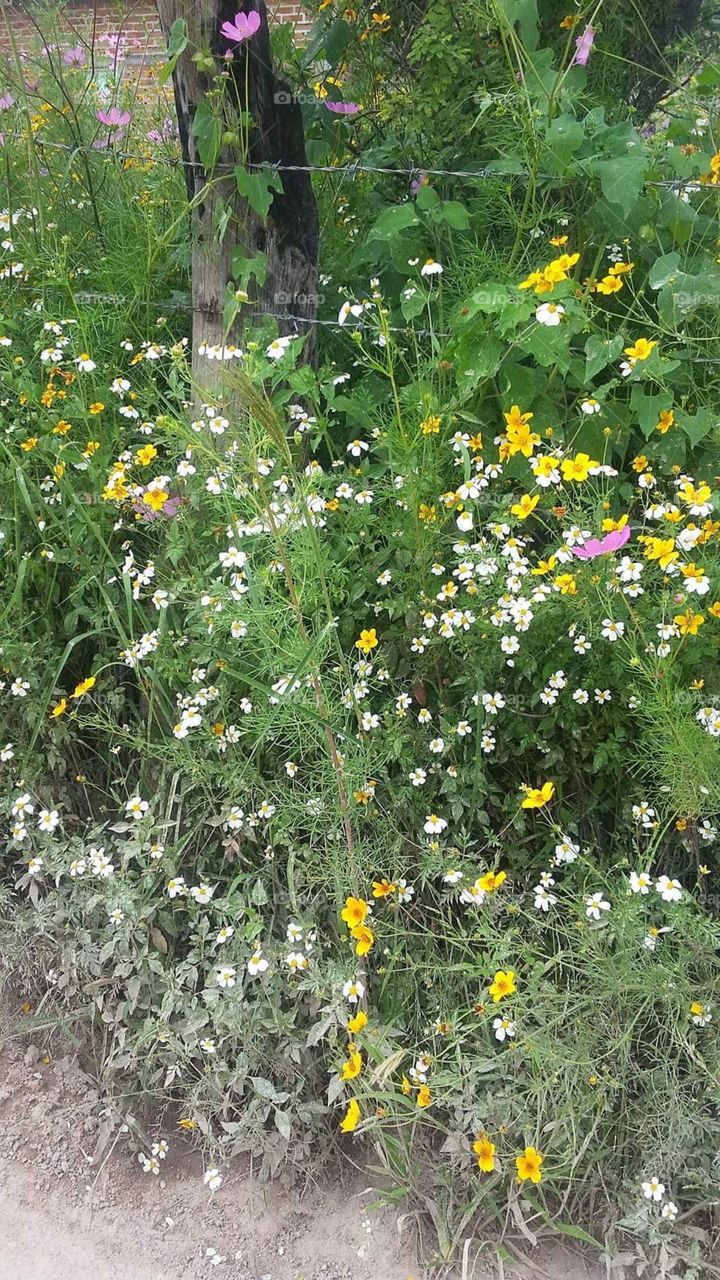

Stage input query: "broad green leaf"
[
  {"left": 648, "top": 252, "right": 681, "bottom": 290},
  {"left": 231, "top": 248, "right": 268, "bottom": 289},
  {"left": 367, "top": 203, "right": 418, "bottom": 241},
  {"left": 544, "top": 116, "right": 584, "bottom": 169},
  {"left": 428, "top": 199, "right": 470, "bottom": 230},
  {"left": 590, "top": 153, "right": 648, "bottom": 216},
  {"left": 630, "top": 385, "right": 672, "bottom": 440},
  {"left": 584, "top": 334, "right": 623, "bottom": 380},
  {"left": 453, "top": 334, "right": 503, "bottom": 392},
  {"left": 192, "top": 98, "right": 222, "bottom": 172},
  {"left": 158, "top": 18, "right": 188, "bottom": 85},
  {"left": 234, "top": 164, "right": 284, "bottom": 219},
  {"left": 496, "top": 0, "right": 538, "bottom": 50},
  {"left": 675, "top": 406, "right": 716, "bottom": 447}
]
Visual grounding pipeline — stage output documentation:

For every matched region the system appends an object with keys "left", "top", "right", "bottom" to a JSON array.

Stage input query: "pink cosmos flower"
[
  {"left": 571, "top": 525, "right": 631, "bottom": 560},
  {"left": 0, "top": 93, "right": 14, "bottom": 111},
  {"left": 571, "top": 26, "right": 594, "bottom": 67},
  {"left": 63, "top": 46, "right": 85, "bottom": 67},
  {"left": 96, "top": 107, "right": 132, "bottom": 128},
  {"left": 325, "top": 101, "right": 360, "bottom": 115},
  {"left": 220, "top": 10, "right": 261, "bottom": 43}
]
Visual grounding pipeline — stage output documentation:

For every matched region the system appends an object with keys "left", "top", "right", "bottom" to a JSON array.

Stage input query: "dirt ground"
[{"left": 0, "top": 1038, "right": 607, "bottom": 1280}]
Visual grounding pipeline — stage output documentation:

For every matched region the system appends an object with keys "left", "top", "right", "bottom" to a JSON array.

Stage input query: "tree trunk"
[{"left": 154, "top": 0, "right": 319, "bottom": 390}]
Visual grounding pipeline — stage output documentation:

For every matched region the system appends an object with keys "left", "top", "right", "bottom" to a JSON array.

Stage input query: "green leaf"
[
  {"left": 590, "top": 153, "right": 648, "bottom": 216},
  {"left": 234, "top": 164, "right": 284, "bottom": 219},
  {"left": 544, "top": 115, "right": 584, "bottom": 169},
  {"left": 428, "top": 199, "right": 470, "bottom": 229},
  {"left": 496, "top": 0, "right": 538, "bottom": 50},
  {"left": 158, "top": 18, "right": 188, "bottom": 85},
  {"left": 192, "top": 98, "right": 223, "bottom": 172},
  {"left": 648, "top": 252, "right": 681, "bottom": 290},
  {"left": 367, "top": 203, "right": 418, "bottom": 242},
  {"left": 231, "top": 248, "right": 268, "bottom": 289},
  {"left": 630, "top": 385, "right": 672, "bottom": 440},
  {"left": 694, "top": 63, "right": 720, "bottom": 90},
  {"left": 453, "top": 334, "right": 503, "bottom": 392},
  {"left": 584, "top": 334, "right": 623, "bottom": 380},
  {"left": 675, "top": 406, "right": 716, "bottom": 447}
]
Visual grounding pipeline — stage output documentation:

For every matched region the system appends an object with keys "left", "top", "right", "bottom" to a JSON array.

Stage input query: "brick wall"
[{"left": 0, "top": 1, "right": 310, "bottom": 67}]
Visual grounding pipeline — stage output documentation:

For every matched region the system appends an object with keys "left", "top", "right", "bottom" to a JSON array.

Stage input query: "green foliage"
[{"left": 0, "top": 6, "right": 718, "bottom": 1274}]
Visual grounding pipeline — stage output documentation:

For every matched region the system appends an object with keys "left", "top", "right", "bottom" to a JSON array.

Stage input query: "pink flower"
[
  {"left": 571, "top": 525, "right": 631, "bottom": 560},
  {"left": 571, "top": 26, "right": 594, "bottom": 67},
  {"left": 63, "top": 46, "right": 85, "bottom": 67},
  {"left": 96, "top": 107, "right": 132, "bottom": 128},
  {"left": 220, "top": 10, "right": 261, "bottom": 43},
  {"left": 0, "top": 93, "right": 14, "bottom": 111},
  {"left": 325, "top": 101, "right": 360, "bottom": 115}
]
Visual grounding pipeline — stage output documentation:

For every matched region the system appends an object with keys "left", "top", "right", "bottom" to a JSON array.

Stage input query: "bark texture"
[{"left": 155, "top": 0, "right": 319, "bottom": 389}]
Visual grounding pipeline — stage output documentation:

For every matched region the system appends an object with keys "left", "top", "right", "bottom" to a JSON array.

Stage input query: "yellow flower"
[
  {"left": 178, "top": 1117, "right": 198, "bottom": 1131},
  {"left": 20, "top": 437, "right": 38, "bottom": 451},
  {"left": 89, "top": 402, "right": 105, "bottom": 414},
  {"left": 595, "top": 274, "right": 624, "bottom": 295},
  {"left": 601, "top": 514, "right": 628, "bottom": 532},
  {"left": 416, "top": 1084, "right": 432, "bottom": 1108},
  {"left": 341, "top": 896, "right": 369, "bottom": 928},
  {"left": 520, "top": 780, "right": 555, "bottom": 809},
  {"left": 516, "top": 1146, "right": 543, "bottom": 1183},
  {"left": 340, "top": 1048, "right": 363, "bottom": 1080},
  {"left": 532, "top": 555, "right": 557, "bottom": 576},
  {"left": 511, "top": 493, "right": 539, "bottom": 520},
  {"left": 53, "top": 419, "right": 73, "bottom": 435},
  {"left": 418, "top": 503, "right": 436, "bottom": 522},
  {"left": 503, "top": 405, "right": 540, "bottom": 457},
  {"left": 624, "top": 337, "right": 656, "bottom": 361},
  {"left": 51, "top": 697, "right": 67, "bottom": 718},
  {"left": 372, "top": 878, "right": 396, "bottom": 898},
  {"left": 561, "top": 452, "right": 597, "bottom": 482},
  {"left": 351, "top": 922, "right": 375, "bottom": 956},
  {"left": 420, "top": 413, "right": 441, "bottom": 435},
  {"left": 473, "top": 1133, "right": 496, "bottom": 1173},
  {"left": 347, "top": 1010, "right": 368, "bottom": 1035},
  {"left": 355, "top": 628, "right": 378, "bottom": 654},
  {"left": 709, "top": 601, "right": 720, "bottom": 619},
  {"left": 340, "top": 1098, "right": 360, "bottom": 1132},
  {"left": 553, "top": 573, "right": 576, "bottom": 595},
  {"left": 642, "top": 535, "right": 678, "bottom": 569},
  {"left": 674, "top": 610, "right": 704, "bottom": 636},
  {"left": 478, "top": 870, "right": 506, "bottom": 894},
  {"left": 401, "top": 1075, "right": 412, "bottom": 1096},
  {"left": 143, "top": 488, "right": 169, "bottom": 511},
  {"left": 83, "top": 441, "right": 101, "bottom": 458},
  {"left": 135, "top": 443, "right": 158, "bottom": 466},
  {"left": 72, "top": 676, "right": 96, "bottom": 698},
  {"left": 656, "top": 409, "right": 675, "bottom": 434},
  {"left": 488, "top": 969, "right": 516, "bottom": 1002}
]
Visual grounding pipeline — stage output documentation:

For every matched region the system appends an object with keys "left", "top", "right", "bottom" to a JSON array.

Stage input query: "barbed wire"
[{"left": 2, "top": 130, "right": 713, "bottom": 190}]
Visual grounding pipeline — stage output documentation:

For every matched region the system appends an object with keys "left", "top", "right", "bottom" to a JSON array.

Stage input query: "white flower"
[
  {"left": 166, "top": 876, "right": 187, "bottom": 898},
  {"left": 215, "top": 966, "right": 237, "bottom": 989},
  {"left": 74, "top": 352, "right": 96, "bottom": 372},
  {"left": 691, "top": 1002, "right": 711, "bottom": 1027},
  {"left": 656, "top": 874, "right": 682, "bottom": 903},
  {"left": 27, "top": 856, "right": 43, "bottom": 876},
  {"left": 37, "top": 808, "right": 60, "bottom": 833},
  {"left": 443, "top": 869, "right": 463, "bottom": 885},
  {"left": 423, "top": 813, "right": 447, "bottom": 835},
  {"left": 492, "top": 1016, "right": 516, "bottom": 1042},
  {"left": 203, "top": 1168, "right": 223, "bottom": 1191},
  {"left": 200, "top": 1038, "right": 216, "bottom": 1054},
  {"left": 10, "top": 677, "right": 30, "bottom": 697},
  {"left": 138, "top": 1153, "right": 160, "bottom": 1175},
  {"left": 581, "top": 398, "right": 601, "bottom": 415},
  {"left": 601, "top": 619, "right": 625, "bottom": 642},
  {"left": 190, "top": 883, "right": 215, "bottom": 905},
  {"left": 0, "top": 742, "right": 14, "bottom": 761},
  {"left": 585, "top": 892, "right": 610, "bottom": 921},
  {"left": 641, "top": 1176, "right": 665, "bottom": 1202},
  {"left": 629, "top": 870, "right": 652, "bottom": 895},
  {"left": 125, "top": 795, "right": 149, "bottom": 820},
  {"left": 265, "top": 335, "right": 292, "bottom": 360},
  {"left": 247, "top": 949, "right": 268, "bottom": 976},
  {"left": 108, "top": 908, "right": 125, "bottom": 925},
  {"left": 533, "top": 885, "right": 557, "bottom": 912},
  {"left": 342, "top": 978, "right": 365, "bottom": 1003},
  {"left": 420, "top": 258, "right": 443, "bottom": 276},
  {"left": 661, "top": 1201, "right": 678, "bottom": 1221},
  {"left": 285, "top": 951, "right": 308, "bottom": 972},
  {"left": 535, "top": 302, "right": 564, "bottom": 326}
]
